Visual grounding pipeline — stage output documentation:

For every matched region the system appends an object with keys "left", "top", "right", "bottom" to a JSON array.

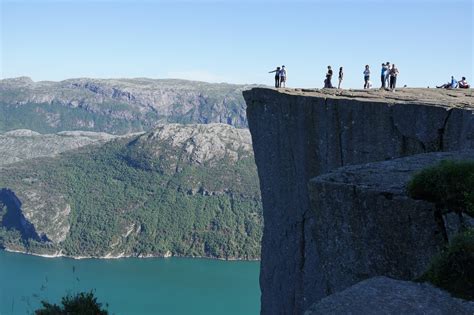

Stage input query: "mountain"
[
  {"left": 0, "top": 129, "right": 123, "bottom": 165},
  {"left": 0, "top": 124, "right": 262, "bottom": 259},
  {"left": 0, "top": 77, "right": 255, "bottom": 134}
]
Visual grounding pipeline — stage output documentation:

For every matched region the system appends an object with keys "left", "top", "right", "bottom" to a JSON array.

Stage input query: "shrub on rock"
[
  {"left": 407, "top": 160, "right": 474, "bottom": 216},
  {"left": 419, "top": 228, "right": 474, "bottom": 300}
]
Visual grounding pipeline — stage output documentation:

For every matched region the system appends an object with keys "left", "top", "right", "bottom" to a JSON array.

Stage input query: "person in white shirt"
[
  {"left": 385, "top": 62, "right": 391, "bottom": 88},
  {"left": 381, "top": 63, "right": 388, "bottom": 89},
  {"left": 280, "top": 65, "right": 287, "bottom": 88},
  {"left": 389, "top": 65, "right": 400, "bottom": 91},
  {"left": 363, "top": 65, "right": 370, "bottom": 89}
]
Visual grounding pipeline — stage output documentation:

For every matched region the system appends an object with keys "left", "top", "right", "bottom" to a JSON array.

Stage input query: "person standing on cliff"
[
  {"left": 389, "top": 64, "right": 399, "bottom": 91},
  {"left": 325, "top": 66, "right": 333, "bottom": 88},
  {"left": 338, "top": 67, "right": 343, "bottom": 89},
  {"left": 385, "top": 62, "right": 391, "bottom": 88},
  {"left": 280, "top": 65, "right": 287, "bottom": 88},
  {"left": 269, "top": 66, "right": 281, "bottom": 88},
  {"left": 381, "top": 63, "right": 388, "bottom": 89},
  {"left": 363, "top": 65, "right": 370, "bottom": 89}
]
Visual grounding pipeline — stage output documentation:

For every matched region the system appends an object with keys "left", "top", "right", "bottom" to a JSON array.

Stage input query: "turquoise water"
[{"left": 0, "top": 250, "right": 260, "bottom": 315}]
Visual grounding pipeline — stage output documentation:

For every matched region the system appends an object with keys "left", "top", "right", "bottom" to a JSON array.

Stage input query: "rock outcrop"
[
  {"left": 0, "top": 129, "right": 119, "bottom": 166},
  {"left": 126, "top": 123, "right": 253, "bottom": 172},
  {"left": 304, "top": 276, "right": 474, "bottom": 315},
  {"left": 244, "top": 87, "right": 473, "bottom": 314},
  {"left": 309, "top": 150, "right": 474, "bottom": 296}
]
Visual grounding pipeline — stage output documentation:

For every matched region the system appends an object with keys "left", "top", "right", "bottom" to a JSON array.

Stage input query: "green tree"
[{"left": 35, "top": 291, "right": 108, "bottom": 315}]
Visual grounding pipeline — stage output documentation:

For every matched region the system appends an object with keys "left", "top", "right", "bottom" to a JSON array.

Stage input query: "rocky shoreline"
[{"left": 3, "top": 247, "right": 260, "bottom": 261}]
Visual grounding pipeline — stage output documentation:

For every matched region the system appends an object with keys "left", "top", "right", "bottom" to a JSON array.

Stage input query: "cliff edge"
[{"left": 244, "top": 87, "right": 473, "bottom": 314}]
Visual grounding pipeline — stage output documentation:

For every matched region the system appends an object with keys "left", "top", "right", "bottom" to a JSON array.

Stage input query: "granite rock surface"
[
  {"left": 304, "top": 276, "right": 474, "bottom": 315},
  {"left": 244, "top": 87, "right": 473, "bottom": 314}
]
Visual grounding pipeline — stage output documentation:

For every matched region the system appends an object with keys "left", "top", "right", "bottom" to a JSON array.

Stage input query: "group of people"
[
  {"left": 379, "top": 62, "right": 399, "bottom": 90},
  {"left": 436, "top": 76, "right": 470, "bottom": 89},
  {"left": 323, "top": 66, "right": 344, "bottom": 89},
  {"left": 269, "top": 65, "right": 287, "bottom": 88},
  {"left": 323, "top": 63, "right": 399, "bottom": 91},
  {"left": 362, "top": 62, "right": 399, "bottom": 90},
  {"left": 269, "top": 64, "right": 470, "bottom": 91}
]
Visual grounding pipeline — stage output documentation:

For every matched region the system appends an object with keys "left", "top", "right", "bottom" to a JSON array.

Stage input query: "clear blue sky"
[{"left": 1, "top": 0, "right": 473, "bottom": 88}]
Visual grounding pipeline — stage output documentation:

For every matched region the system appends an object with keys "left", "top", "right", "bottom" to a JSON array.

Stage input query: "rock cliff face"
[
  {"left": 244, "top": 87, "right": 473, "bottom": 314},
  {"left": 309, "top": 150, "right": 474, "bottom": 295}
]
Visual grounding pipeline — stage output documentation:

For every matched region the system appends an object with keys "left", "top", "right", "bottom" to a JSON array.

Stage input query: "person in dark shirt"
[
  {"left": 269, "top": 66, "right": 281, "bottom": 88},
  {"left": 381, "top": 63, "right": 388, "bottom": 89},
  {"left": 325, "top": 66, "right": 333, "bottom": 88},
  {"left": 338, "top": 67, "right": 343, "bottom": 89}
]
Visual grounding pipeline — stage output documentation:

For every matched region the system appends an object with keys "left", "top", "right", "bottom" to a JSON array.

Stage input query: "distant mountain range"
[
  {"left": 0, "top": 77, "right": 256, "bottom": 134},
  {"left": 0, "top": 124, "right": 261, "bottom": 259}
]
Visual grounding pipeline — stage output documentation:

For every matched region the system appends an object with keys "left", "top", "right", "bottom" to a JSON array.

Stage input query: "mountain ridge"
[{"left": 1, "top": 77, "right": 259, "bottom": 134}]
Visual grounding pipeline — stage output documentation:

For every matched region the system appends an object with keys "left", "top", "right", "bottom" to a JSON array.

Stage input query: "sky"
[{"left": 1, "top": 0, "right": 473, "bottom": 88}]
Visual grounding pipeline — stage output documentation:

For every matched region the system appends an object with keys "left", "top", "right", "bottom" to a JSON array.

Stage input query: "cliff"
[
  {"left": 309, "top": 150, "right": 474, "bottom": 294},
  {"left": 244, "top": 87, "right": 473, "bottom": 314}
]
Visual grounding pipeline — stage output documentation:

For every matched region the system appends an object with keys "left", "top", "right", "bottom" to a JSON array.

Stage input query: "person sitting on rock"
[
  {"left": 458, "top": 77, "right": 470, "bottom": 89},
  {"left": 437, "top": 76, "right": 458, "bottom": 89},
  {"left": 450, "top": 76, "right": 458, "bottom": 88},
  {"left": 269, "top": 67, "right": 281, "bottom": 88}
]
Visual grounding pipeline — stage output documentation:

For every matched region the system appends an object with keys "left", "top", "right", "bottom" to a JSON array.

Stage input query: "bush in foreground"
[
  {"left": 419, "top": 229, "right": 474, "bottom": 300},
  {"left": 35, "top": 291, "right": 108, "bottom": 315},
  {"left": 407, "top": 160, "right": 474, "bottom": 216}
]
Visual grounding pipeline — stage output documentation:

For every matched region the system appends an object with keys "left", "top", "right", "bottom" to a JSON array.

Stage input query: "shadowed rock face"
[
  {"left": 309, "top": 150, "right": 474, "bottom": 296},
  {"left": 244, "top": 88, "right": 473, "bottom": 314},
  {"left": 304, "top": 276, "right": 474, "bottom": 315}
]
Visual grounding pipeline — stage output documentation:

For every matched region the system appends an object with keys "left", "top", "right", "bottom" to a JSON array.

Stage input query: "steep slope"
[
  {"left": 244, "top": 87, "right": 473, "bottom": 314},
  {"left": 0, "top": 124, "right": 262, "bottom": 259},
  {"left": 0, "top": 77, "right": 255, "bottom": 134}
]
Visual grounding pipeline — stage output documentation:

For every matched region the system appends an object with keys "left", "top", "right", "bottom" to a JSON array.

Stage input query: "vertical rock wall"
[{"left": 244, "top": 88, "right": 473, "bottom": 314}]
